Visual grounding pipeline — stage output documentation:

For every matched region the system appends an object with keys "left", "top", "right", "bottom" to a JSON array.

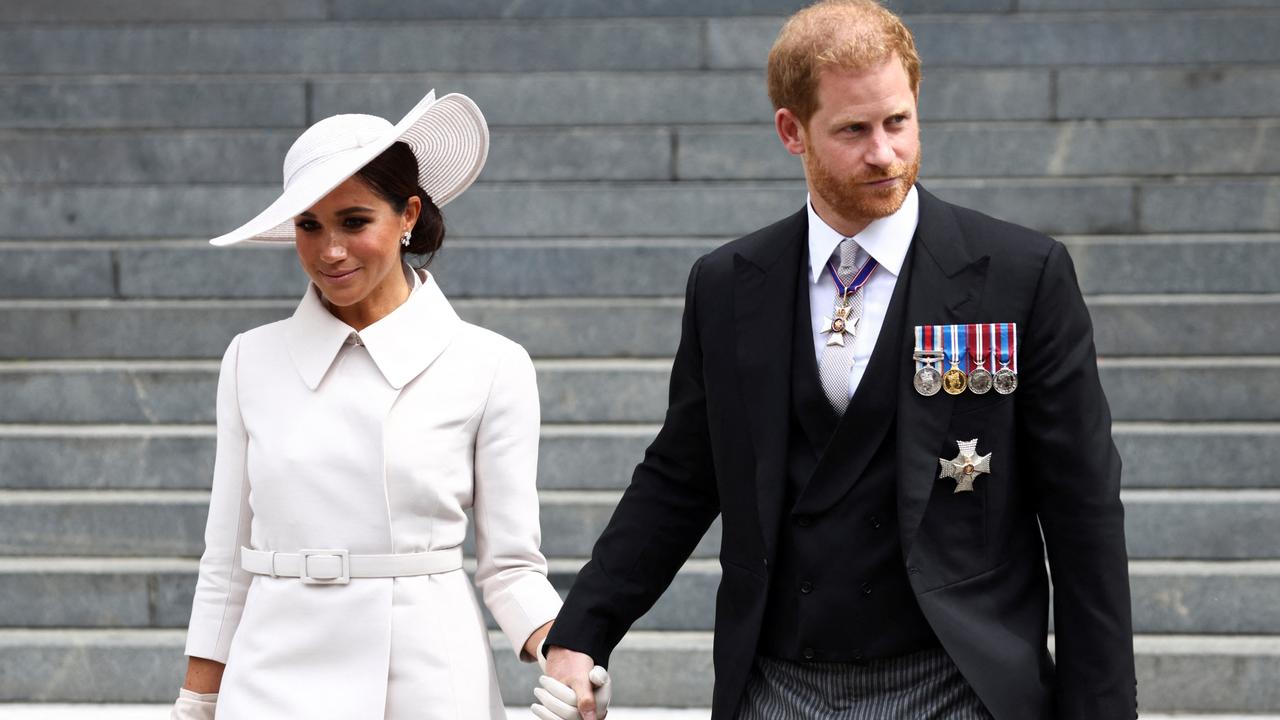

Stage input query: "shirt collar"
[
  {"left": 806, "top": 185, "right": 919, "bottom": 284},
  {"left": 285, "top": 264, "right": 462, "bottom": 391}
]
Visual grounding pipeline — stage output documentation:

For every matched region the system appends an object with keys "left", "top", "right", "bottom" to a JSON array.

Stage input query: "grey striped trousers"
[{"left": 736, "top": 647, "right": 993, "bottom": 720}]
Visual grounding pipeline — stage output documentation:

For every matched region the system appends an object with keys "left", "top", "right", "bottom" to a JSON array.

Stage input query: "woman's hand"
[{"left": 523, "top": 620, "right": 554, "bottom": 663}]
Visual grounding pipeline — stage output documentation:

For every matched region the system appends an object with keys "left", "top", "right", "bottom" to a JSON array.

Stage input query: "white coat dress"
[{"left": 183, "top": 267, "right": 563, "bottom": 719}]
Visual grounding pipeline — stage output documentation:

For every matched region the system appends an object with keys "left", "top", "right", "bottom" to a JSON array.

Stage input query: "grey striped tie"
[{"left": 818, "top": 238, "right": 866, "bottom": 415}]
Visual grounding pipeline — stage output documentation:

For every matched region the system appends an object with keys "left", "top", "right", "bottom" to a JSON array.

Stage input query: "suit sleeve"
[
  {"left": 1017, "top": 241, "right": 1137, "bottom": 718},
  {"left": 472, "top": 342, "right": 563, "bottom": 660},
  {"left": 185, "top": 334, "right": 254, "bottom": 663},
  {"left": 547, "top": 257, "right": 720, "bottom": 667}
]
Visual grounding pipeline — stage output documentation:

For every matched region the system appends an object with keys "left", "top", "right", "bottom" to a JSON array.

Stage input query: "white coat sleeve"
[
  {"left": 472, "top": 342, "right": 563, "bottom": 659},
  {"left": 184, "top": 334, "right": 254, "bottom": 663}
]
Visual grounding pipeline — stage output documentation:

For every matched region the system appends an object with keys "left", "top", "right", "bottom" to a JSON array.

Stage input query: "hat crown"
[{"left": 282, "top": 113, "right": 394, "bottom": 189}]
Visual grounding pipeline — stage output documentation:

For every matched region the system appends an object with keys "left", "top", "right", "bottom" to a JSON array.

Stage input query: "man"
[{"left": 539, "top": 1, "right": 1137, "bottom": 718}]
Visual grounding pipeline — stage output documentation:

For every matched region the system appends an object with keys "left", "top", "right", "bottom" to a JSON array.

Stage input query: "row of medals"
[{"left": 912, "top": 350, "right": 1017, "bottom": 397}]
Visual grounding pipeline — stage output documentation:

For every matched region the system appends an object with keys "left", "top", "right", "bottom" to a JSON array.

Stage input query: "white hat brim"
[{"left": 209, "top": 91, "right": 488, "bottom": 247}]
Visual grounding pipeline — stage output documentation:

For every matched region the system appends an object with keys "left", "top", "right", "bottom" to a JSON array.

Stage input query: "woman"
[{"left": 170, "top": 91, "right": 563, "bottom": 719}]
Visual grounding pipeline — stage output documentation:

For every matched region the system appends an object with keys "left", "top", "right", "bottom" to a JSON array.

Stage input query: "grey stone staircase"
[{"left": 2, "top": 0, "right": 1279, "bottom": 714}]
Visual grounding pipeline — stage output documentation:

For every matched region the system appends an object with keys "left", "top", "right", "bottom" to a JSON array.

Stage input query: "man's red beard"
[{"left": 804, "top": 144, "right": 921, "bottom": 227}]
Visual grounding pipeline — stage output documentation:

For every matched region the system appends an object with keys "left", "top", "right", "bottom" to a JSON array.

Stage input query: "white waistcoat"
[{"left": 183, "top": 269, "right": 562, "bottom": 719}]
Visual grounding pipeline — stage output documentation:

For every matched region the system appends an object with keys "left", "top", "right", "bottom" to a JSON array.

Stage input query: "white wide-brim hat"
[{"left": 210, "top": 90, "right": 487, "bottom": 246}]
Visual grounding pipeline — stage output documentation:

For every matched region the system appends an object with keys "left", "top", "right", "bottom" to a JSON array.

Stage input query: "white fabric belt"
[{"left": 240, "top": 546, "right": 462, "bottom": 585}]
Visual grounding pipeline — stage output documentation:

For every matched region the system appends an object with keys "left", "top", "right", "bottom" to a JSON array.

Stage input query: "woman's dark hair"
[{"left": 354, "top": 141, "right": 445, "bottom": 266}]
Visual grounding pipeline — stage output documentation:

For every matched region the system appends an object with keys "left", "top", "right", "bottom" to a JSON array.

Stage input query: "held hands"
[
  {"left": 170, "top": 688, "right": 217, "bottom": 720},
  {"left": 531, "top": 643, "right": 612, "bottom": 720}
]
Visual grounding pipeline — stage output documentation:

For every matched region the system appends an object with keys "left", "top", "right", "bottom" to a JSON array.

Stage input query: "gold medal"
[{"left": 943, "top": 366, "right": 967, "bottom": 395}]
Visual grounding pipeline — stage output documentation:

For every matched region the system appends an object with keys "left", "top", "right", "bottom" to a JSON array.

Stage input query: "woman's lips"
[{"left": 320, "top": 267, "right": 361, "bottom": 283}]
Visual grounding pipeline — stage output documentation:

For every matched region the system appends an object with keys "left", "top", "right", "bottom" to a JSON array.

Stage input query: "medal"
[
  {"left": 912, "top": 326, "right": 944, "bottom": 396},
  {"left": 967, "top": 323, "right": 992, "bottom": 395},
  {"left": 819, "top": 257, "right": 879, "bottom": 348},
  {"left": 993, "top": 322, "right": 1018, "bottom": 395},
  {"left": 938, "top": 438, "right": 992, "bottom": 493},
  {"left": 942, "top": 324, "right": 967, "bottom": 395}
]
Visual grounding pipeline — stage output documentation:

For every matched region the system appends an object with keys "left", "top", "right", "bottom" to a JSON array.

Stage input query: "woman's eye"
[
  {"left": 295, "top": 220, "right": 319, "bottom": 232},
  {"left": 343, "top": 217, "right": 371, "bottom": 229}
]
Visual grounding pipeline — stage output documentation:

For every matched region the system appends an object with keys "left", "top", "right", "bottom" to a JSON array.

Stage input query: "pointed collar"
[
  {"left": 285, "top": 265, "right": 462, "bottom": 390},
  {"left": 806, "top": 185, "right": 918, "bottom": 284}
]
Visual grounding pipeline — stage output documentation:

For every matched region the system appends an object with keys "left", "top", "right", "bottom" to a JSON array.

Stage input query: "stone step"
[
  {"left": 2, "top": 294, "right": 1275, "bottom": 360},
  {"left": 6, "top": 66, "right": 1276, "bottom": 131},
  {"left": 0, "top": 488, "right": 1274, "bottom": 560},
  {"left": 705, "top": 11, "right": 1280, "bottom": 70},
  {"left": 7, "top": 120, "right": 1277, "bottom": 185},
  {"left": 3, "top": 557, "right": 1278, "bottom": 636},
  {"left": 0, "top": 711, "right": 1274, "bottom": 720},
  {"left": 5, "top": 179, "right": 1279, "bottom": 239},
  {"left": 1, "top": 422, "right": 1275, "bottom": 492},
  {"left": 4, "top": 12, "right": 1277, "bottom": 77},
  {"left": 676, "top": 119, "right": 1280, "bottom": 180},
  {"left": 1, "top": 357, "right": 1278, "bottom": 423},
  {"left": 0, "top": 629, "right": 1277, "bottom": 711},
  {"left": 2, "top": 235, "right": 1276, "bottom": 300}
]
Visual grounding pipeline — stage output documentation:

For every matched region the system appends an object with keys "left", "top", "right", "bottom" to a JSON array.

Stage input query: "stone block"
[
  {"left": 0, "top": 22, "right": 702, "bottom": 74},
  {"left": 0, "top": 81, "right": 306, "bottom": 130},
  {"left": 1024, "top": 0, "right": 1280, "bottom": 9},
  {"left": 1101, "top": 361, "right": 1280, "bottom": 422},
  {"left": 1, "top": 0, "right": 326, "bottom": 21},
  {"left": 0, "top": 433, "right": 215, "bottom": 490},
  {"left": 535, "top": 362, "right": 672, "bottom": 423},
  {"left": 1088, "top": 297, "right": 1280, "bottom": 356},
  {"left": 538, "top": 429, "right": 656, "bottom": 489},
  {"left": 312, "top": 72, "right": 773, "bottom": 126},
  {"left": 706, "top": 12, "right": 1280, "bottom": 69},
  {"left": 0, "top": 568, "right": 152, "bottom": 627},
  {"left": 1064, "top": 236, "right": 1280, "bottom": 295},
  {"left": 1058, "top": 67, "right": 1280, "bottom": 120},
  {"left": 1134, "top": 636, "right": 1280, "bottom": 712},
  {"left": 0, "top": 131, "right": 294, "bottom": 185},
  {"left": 0, "top": 364, "right": 219, "bottom": 424},
  {"left": 1129, "top": 563, "right": 1280, "bottom": 634},
  {"left": 0, "top": 246, "right": 115, "bottom": 298},
  {"left": 0, "top": 629, "right": 188, "bottom": 702},
  {"left": 0, "top": 492, "right": 208, "bottom": 556},
  {"left": 1141, "top": 179, "right": 1280, "bottom": 233},
  {"left": 925, "top": 180, "right": 1135, "bottom": 235},
  {"left": 919, "top": 69, "right": 1053, "bottom": 121},
  {"left": 1114, "top": 425, "right": 1280, "bottom": 489},
  {"left": 0, "top": 185, "right": 279, "bottom": 239},
  {"left": 1124, "top": 491, "right": 1280, "bottom": 559},
  {"left": 539, "top": 495, "right": 722, "bottom": 559},
  {"left": 486, "top": 127, "right": 673, "bottom": 181}
]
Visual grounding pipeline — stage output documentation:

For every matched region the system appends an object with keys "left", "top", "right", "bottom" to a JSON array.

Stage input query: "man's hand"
[{"left": 531, "top": 645, "right": 612, "bottom": 720}]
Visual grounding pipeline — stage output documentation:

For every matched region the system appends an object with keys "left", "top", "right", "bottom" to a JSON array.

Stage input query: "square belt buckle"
[{"left": 299, "top": 549, "right": 350, "bottom": 585}]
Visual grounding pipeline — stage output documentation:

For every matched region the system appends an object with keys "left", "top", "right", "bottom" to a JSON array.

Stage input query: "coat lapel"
[
  {"left": 734, "top": 208, "right": 807, "bottom": 561},
  {"left": 896, "top": 187, "right": 991, "bottom": 556}
]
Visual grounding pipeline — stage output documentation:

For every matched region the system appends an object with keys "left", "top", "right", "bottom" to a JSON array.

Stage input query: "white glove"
[
  {"left": 531, "top": 667, "right": 611, "bottom": 720},
  {"left": 532, "top": 641, "right": 612, "bottom": 720},
  {"left": 170, "top": 688, "right": 217, "bottom": 720}
]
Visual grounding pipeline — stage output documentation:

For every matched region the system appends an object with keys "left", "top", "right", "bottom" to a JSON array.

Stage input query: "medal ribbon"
[
  {"left": 826, "top": 257, "right": 879, "bottom": 299},
  {"left": 913, "top": 324, "right": 944, "bottom": 372},
  {"left": 997, "top": 322, "right": 1018, "bottom": 372},
  {"left": 944, "top": 324, "right": 967, "bottom": 372},
  {"left": 969, "top": 323, "right": 986, "bottom": 371}
]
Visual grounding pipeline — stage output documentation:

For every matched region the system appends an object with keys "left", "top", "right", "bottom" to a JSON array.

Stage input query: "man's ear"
[{"left": 775, "top": 108, "right": 807, "bottom": 156}]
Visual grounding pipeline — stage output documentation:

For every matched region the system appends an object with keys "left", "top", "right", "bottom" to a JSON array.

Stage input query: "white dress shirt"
[{"left": 807, "top": 186, "right": 919, "bottom": 400}]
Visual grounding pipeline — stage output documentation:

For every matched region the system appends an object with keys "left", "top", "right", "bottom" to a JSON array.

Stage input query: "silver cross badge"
[
  {"left": 819, "top": 306, "right": 859, "bottom": 347},
  {"left": 938, "top": 438, "right": 992, "bottom": 493}
]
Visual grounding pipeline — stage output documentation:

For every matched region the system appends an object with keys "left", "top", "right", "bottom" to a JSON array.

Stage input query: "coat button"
[
  {"left": 795, "top": 514, "right": 812, "bottom": 527},
  {"left": 853, "top": 650, "right": 865, "bottom": 663},
  {"left": 906, "top": 565, "right": 920, "bottom": 575},
  {"left": 800, "top": 581, "right": 813, "bottom": 594},
  {"left": 861, "top": 582, "right": 873, "bottom": 596},
  {"left": 869, "top": 515, "right": 882, "bottom": 529},
  {"left": 802, "top": 648, "right": 816, "bottom": 660}
]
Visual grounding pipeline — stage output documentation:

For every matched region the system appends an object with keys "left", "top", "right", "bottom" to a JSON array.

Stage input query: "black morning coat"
[{"left": 547, "top": 185, "right": 1138, "bottom": 719}]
